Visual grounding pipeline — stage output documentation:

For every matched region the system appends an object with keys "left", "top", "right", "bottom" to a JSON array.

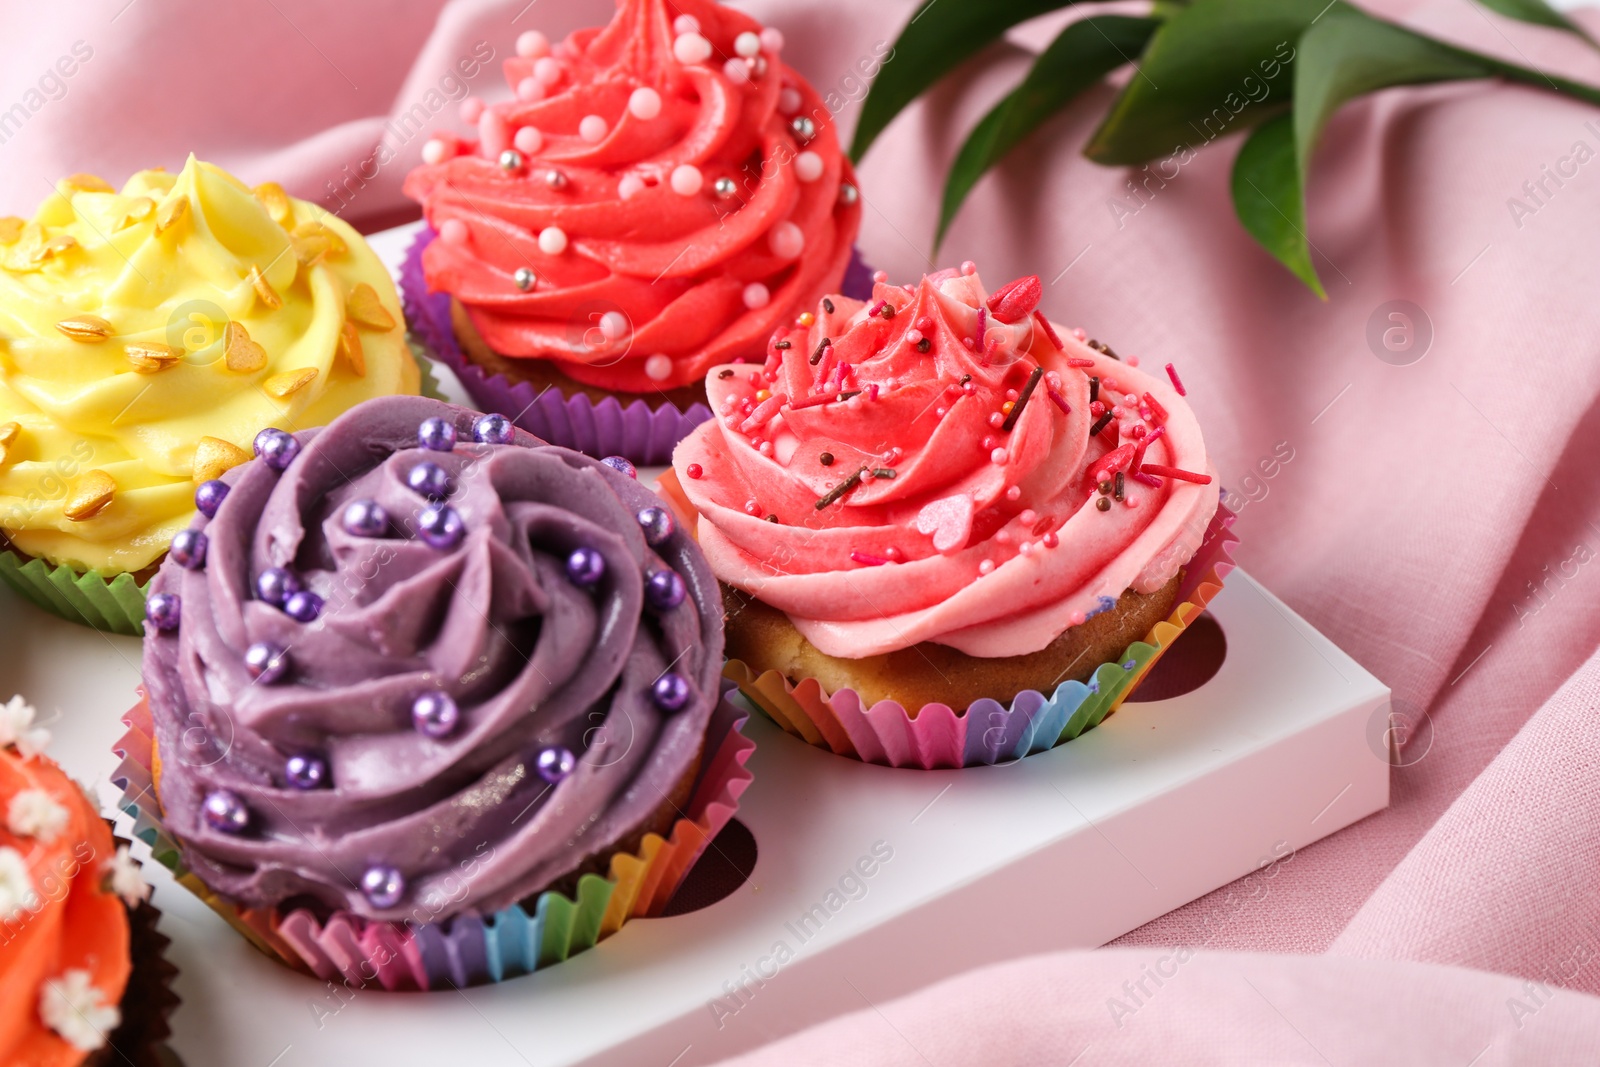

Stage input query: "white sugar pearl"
[
  {"left": 516, "top": 77, "right": 543, "bottom": 102},
  {"left": 421, "top": 139, "right": 449, "bottom": 165},
  {"left": 734, "top": 31, "right": 762, "bottom": 58},
  {"left": 599, "top": 311, "right": 629, "bottom": 340},
  {"left": 673, "top": 14, "right": 700, "bottom": 34},
  {"left": 514, "top": 126, "right": 543, "bottom": 154},
  {"left": 579, "top": 114, "right": 608, "bottom": 143},
  {"left": 742, "top": 283, "right": 770, "bottom": 309},
  {"left": 538, "top": 227, "right": 568, "bottom": 255},
  {"left": 618, "top": 173, "right": 645, "bottom": 199},
  {"left": 768, "top": 221, "right": 803, "bottom": 260},
  {"left": 645, "top": 354, "right": 673, "bottom": 380},
  {"left": 760, "top": 27, "right": 785, "bottom": 53},
  {"left": 670, "top": 164, "right": 703, "bottom": 196},
  {"left": 534, "top": 57, "right": 563, "bottom": 85},
  {"left": 516, "top": 31, "right": 550, "bottom": 59},
  {"left": 460, "top": 98, "right": 484, "bottom": 124},
  {"left": 673, "top": 32, "right": 713, "bottom": 65},
  {"left": 723, "top": 58, "right": 750, "bottom": 84},
  {"left": 628, "top": 87, "right": 662, "bottom": 120},
  {"left": 778, "top": 87, "right": 802, "bottom": 115},
  {"left": 794, "top": 150, "right": 823, "bottom": 182}
]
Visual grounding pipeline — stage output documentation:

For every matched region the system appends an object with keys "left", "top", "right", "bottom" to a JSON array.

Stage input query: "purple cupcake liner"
[{"left": 401, "top": 227, "right": 874, "bottom": 465}]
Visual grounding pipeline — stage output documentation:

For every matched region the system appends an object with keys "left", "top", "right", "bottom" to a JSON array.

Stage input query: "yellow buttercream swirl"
[{"left": 0, "top": 156, "right": 419, "bottom": 574}]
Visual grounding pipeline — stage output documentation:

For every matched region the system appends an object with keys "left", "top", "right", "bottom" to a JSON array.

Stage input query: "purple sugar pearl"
[
  {"left": 601, "top": 455, "right": 637, "bottom": 479},
  {"left": 146, "top": 592, "right": 181, "bottom": 632},
  {"left": 473, "top": 413, "right": 515, "bottom": 444},
  {"left": 168, "top": 529, "right": 208, "bottom": 569},
  {"left": 405, "top": 461, "right": 453, "bottom": 500},
  {"left": 360, "top": 865, "right": 406, "bottom": 909},
  {"left": 645, "top": 568, "right": 686, "bottom": 612},
  {"left": 342, "top": 499, "right": 389, "bottom": 538},
  {"left": 566, "top": 546, "right": 605, "bottom": 587},
  {"left": 417, "top": 503, "right": 464, "bottom": 550},
  {"left": 253, "top": 428, "right": 300, "bottom": 471},
  {"left": 194, "top": 479, "right": 229, "bottom": 518},
  {"left": 412, "top": 691, "right": 459, "bottom": 738},
  {"left": 244, "top": 642, "right": 290, "bottom": 684},
  {"left": 651, "top": 671, "right": 691, "bottom": 712},
  {"left": 418, "top": 417, "right": 457, "bottom": 452},
  {"left": 285, "top": 753, "right": 328, "bottom": 790},
  {"left": 283, "top": 590, "right": 324, "bottom": 623},
  {"left": 202, "top": 789, "right": 250, "bottom": 834},
  {"left": 637, "top": 506, "right": 674, "bottom": 547},
  {"left": 536, "top": 745, "right": 576, "bottom": 784},
  {"left": 255, "top": 567, "right": 301, "bottom": 607}
]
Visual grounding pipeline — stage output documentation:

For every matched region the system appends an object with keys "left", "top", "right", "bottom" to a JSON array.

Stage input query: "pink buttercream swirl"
[{"left": 672, "top": 267, "right": 1218, "bottom": 658}]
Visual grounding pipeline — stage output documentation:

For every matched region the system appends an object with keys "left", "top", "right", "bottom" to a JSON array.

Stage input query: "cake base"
[{"left": 721, "top": 574, "right": 1183, "bottom": 713}]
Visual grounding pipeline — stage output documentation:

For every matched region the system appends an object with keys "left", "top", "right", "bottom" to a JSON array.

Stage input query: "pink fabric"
[{"left": 15, "top": 0, "right": 1600, "bottom": 1058}]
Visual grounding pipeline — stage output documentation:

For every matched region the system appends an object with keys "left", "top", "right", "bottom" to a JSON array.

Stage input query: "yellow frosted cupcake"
[{"left": 0, "top": 157, "right": 422, "bottom": 632}]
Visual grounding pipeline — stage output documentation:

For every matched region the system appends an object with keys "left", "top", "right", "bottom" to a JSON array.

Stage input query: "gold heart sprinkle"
[
  {"left": 56, "top": 315, "right": 114, "bottom": 343},
  {"left": 253, "top": 182, "right": 293, "bottom": 225},
  {"left": 224, "top": 321, "right": 268, "bottom": 372},
  {"left": 155, "top": 196, "right": 189, "bottom": 235},
  {"left": 35, "top": 235, "right": 79, "bottom": 262},
  {"left": 0, "top": 218, "right": 24, "bottom": 244},
  {"left": 263, "top": 367, "right": 318, "bottom": 398},
  {"left": 292, "top": 219, "right": 346, "bottom": 257},
  {"left": 345, "top": 282, "right": 396, "bottom": 331},
  {"left": 192, "top": 436, "right": 251, "bottom": 483},
  {"left": 64, "top": 469, "right": 116, "bottom": 521},
  {"left": 117, "top": 197, "right": 155, "bottom": 231},
  {"left": 125, "top": 341, "right": 182, "bottom": 373},
  {"left": 0, "top": 422, "right": 18, "bottom": 448},
  {"left": 62, "top": 173, "right": 115, "bottom": 194},
  {"left": 290, "top": 232, "right": 332, "bottom": 266},
  {"left": 338, "top": 321, "right": 366, "bottom": 377},
  {"left": 248, "top": 265, "right": 283, "bottom": 310}
]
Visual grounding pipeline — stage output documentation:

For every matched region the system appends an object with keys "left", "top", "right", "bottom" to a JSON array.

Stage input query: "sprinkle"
[
  {"left": 769, "top": 221, "right": 804, "bottom": 259},
  {"left": 1000, "top": 364, "right": 1043, "bottom": 432},
  {"left": 989, "top": 448, "right": 1007, "bottom": 464},
  {"left": 1031, "top": 310, "right": 1064, "bottom": 350},
  {"left": 1087, "top": 339, "right": 1121, "bottom": 361},
  {"left": 1139, "top": 463, "right": 1211, "bottom": 484},
  {"left": 974, "top": 306, "right": 987, "bottom": 350},
  {"left": 670, "top": 164, "right": 704, "bottom": 196},
  {"left": 916, "top": 337, "right": 931, "bottom": 353},
  {"left": 1087, "top": 443, "right": 1137, "bottom": 487},
  {"left": 1067, "top": 357, "right": 1096, "bottom": 368},
  {"left": 1043, "top": 531, "right": 1059, "bottom": 548},
  {"left": 579, "top": 114, "right": 608, "bottom": 143},
  {"left": 538, "top": 227, "right": 568, "bottom": 255},
  {"left": 1088, "top": 411, "right": 1114, "bottom": 438},
  {"left": 815, "top": 467, "right": 866, "bottom": 510},
  {"left": 1047, "top": 387, "right": 1071, "bottom": 415},
  {"left": 775, "top": 340, "right": 792, "bottom": 350},
  {"left": 1088, "top": 376, "right": 1099, "bottom": 404},
  {"left": 1096, "top": 497, "right": 1112, "bottom": 512},
  {"left": 735, "top": 30, "right": 762, "bottom": 58},
  {"left": 1166, "top": 363, "right": 1187, "bottom": 395},
  {"left": 629, "top": 87, "right": 663, "bottom": 120},
  {"left": 798, "top": 311, "right": 815, "bottom": 328},
  {"left": 1131, "top": 424, "right": 1164, "bottom": 473},
  {"left": 871, "top": 468, "right": 897, "bottom": 479},
  {"left": 1143, "top": 391, "right": 1169, "bottom": 424},
  {"left": 819, "top": 452, "right": 834, "bottom": 466},
  {"left": 743, "top": 283, "right": 770, "bottom": 309},
  {"left": 1133, "top": 471, "right": 1164, "bottom": 488},
  {"left": 644, "top": 354, "right": 673, "bottom": 380},
  {"left": 1005, "top": 485, "right": 1022, "bottom": 501},
  {"left": 743, "top": 500, "right": 761, "bottom": 516},
  {"left": 686, "top": 463, "right": 703, "bottom": 479},
  {"left": 822, "top": 297, "right": 835, "bottom": 314},
  {"left": 766, "top": 514, "right": 780, "bottom": 523},
  {"left": 673, "top": 32, "right": 713, "bottom": 65},
  {"left": 978, "top": 559, "right": 995, "bottom": 575},
  {"left": 867, "top": 384, "right": 879, "bottom": 401},
  {"left": 739, "top": 393, "right": 787, "bottom": 433},
  {"left": 905, "top": 329, "right": 923, "bottom": 346},
  {"left": 810, "top": 337, "right": 832, "bottom": 365},
  {"left": 850, "top": 550, "right": 889, "bottom": 566},
  {"left": 1114, "top": 471, "right": 1125, "bottom": 501},
  {"left": 718, "top": 369, "right": 734, "bottom": 379}
]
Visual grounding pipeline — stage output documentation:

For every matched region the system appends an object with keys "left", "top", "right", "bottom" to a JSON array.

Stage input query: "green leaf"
[
  {"left": 851, "top": 0, "right": 1111, "bottom": 163},
  {"left": 1084, "top": 0, "right": 1331, "bottom": 166},
  {"left": 1472, "top": 0, "right": 1598, "bottom": 46},
  {"left": 1231, "top": 113, "right": 1324, "bottom": 297},
  {"left": 936, "top": 15, "right": 1160, "bottom": 248}
]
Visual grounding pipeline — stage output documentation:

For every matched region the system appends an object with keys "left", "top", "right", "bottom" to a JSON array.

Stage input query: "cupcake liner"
[
  {"left": 112, "top": 687, "right": 755, "bottom": 992},
  {"left": 402, "top": 227, "right": 876, "bottom": 465},
  {"left": 706, "top": 492, "right": 1238, "bottom": 769},
  {"left": 0, "top": 344, "right": 442, "bottom": 638},
  {"left": 96, "top": 847, "right": 183, "bottom": 1067}
]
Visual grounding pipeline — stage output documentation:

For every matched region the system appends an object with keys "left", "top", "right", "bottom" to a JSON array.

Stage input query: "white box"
[{"left": 0, "top": 222, "right": 1389, "bottom": 1065}]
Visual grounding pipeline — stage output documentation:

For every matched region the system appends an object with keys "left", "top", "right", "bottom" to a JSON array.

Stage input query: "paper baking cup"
[
  {"left": 104, "top": 840, "right": 183, "bottom": 1067},
  {"left": 720, "top": 505, "right": 1237, "bottom": 769},
  {"left": 0, "top": 346, "right": 444, "bottom": 638},
  {"left": 112, "top": 689, "right": 755, "bottom": 992},
  {"left": 402, "top": 227, "right": 875, "bottom": 465}
]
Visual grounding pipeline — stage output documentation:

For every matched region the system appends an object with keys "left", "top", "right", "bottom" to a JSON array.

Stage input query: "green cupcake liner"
[{"left": 0, "top": 549, "right": 148, "bottom": 635}]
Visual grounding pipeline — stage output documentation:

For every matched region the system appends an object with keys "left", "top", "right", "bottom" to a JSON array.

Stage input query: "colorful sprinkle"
[
  {"left": 1139, "top": 463, "right": 1211, "bottom": 484},
  {"left": 1000, "top": 365, "right": 1043, "bottom": 433},
  {"left": 1166, "top": 363, "right": 1187, "bottom": 395},
  {"left": 849, "top": 550, "right": 889, "bottom": 566},
  {"left": 814, "top": 467, "right": 866, "bottom": 510}
]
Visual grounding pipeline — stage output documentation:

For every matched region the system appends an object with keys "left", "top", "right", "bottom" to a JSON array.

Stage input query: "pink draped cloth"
[{"left": 14, "top": 0, "right": 1600, "bottom": 1058}]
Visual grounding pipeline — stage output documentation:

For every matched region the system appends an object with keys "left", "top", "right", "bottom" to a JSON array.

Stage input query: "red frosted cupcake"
[{"left": 402, "top": 0, "right": 866, "bottom": 463}]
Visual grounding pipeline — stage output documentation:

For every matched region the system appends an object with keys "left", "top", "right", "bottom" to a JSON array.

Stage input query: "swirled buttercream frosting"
[
  {"left": 403, "top": 0, "right": 862, "bottom": 393},
  {"left": 142, "top": 396, "right": 723, "bottom": 922},
  {"left": 0, "top": 157, "right": 420, "bottom": 575},
  {"left": 672, "top": 266, "right": 1219, "bottom": 659}
]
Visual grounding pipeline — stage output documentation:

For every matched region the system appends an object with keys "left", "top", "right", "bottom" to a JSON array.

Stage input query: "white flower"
[
  {"left": 8, "top": 789, "right": 69, "bottom": 842},
  {"left": 0, "top": 696, "right": 51, "bottom": 758},
  {"left": 105, "top": 846, "right": 148, "bottom": 907},
  {"left": 39, "top": 969, "right": 119, "bottom": 1052},
  {"left": 0, "top": 846, "right": 38, "bottom": 920}
]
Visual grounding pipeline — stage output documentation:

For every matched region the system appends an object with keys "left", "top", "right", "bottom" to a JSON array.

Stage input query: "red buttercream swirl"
[
  {"left": 671, "top": 267, "right": 1218, "bottom": 658},
  {"left": 403, "top": 0, "right": 862, "bottom": 393}
]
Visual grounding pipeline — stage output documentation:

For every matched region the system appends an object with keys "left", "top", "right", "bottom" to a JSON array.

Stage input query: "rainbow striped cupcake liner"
[
  {"left": 401, "top": 227, "right": 875, "bottom": 466},
  {"left": 112, "top": 688, "right": 754, "bottom": 991}
]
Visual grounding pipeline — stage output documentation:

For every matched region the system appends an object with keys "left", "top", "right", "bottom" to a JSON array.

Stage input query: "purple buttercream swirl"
[{"left": 142, "top": 395, "right": 724, "bottom": 923}]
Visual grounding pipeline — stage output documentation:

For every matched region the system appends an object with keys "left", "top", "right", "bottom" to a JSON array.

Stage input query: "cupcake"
[
  {"left": 402, "top": 0, "right": 866, "bottom": 464},
  {"left": 0, "top": 695, "right": 176, "bottom": 1066},
  {"left": 0, "top": 157, "right": 423, "bottom": 634},
  {"left": 668, "top": 266, "right": 1236, "bottom": 768},
  {"left": 124, "top": 395, "right": 750, "bottom": 990}
]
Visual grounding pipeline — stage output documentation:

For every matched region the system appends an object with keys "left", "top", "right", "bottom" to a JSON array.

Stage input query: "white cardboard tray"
[{"left": 0, "top": 223, "right": 1390, "bottom": 1066}]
